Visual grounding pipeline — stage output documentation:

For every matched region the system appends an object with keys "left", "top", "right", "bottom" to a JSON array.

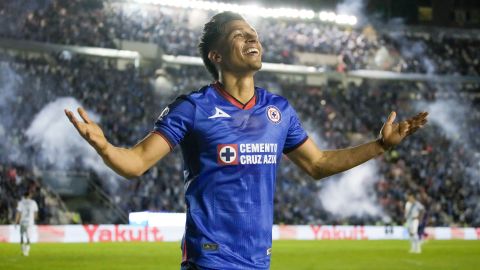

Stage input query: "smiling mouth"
[{"left": 243, "top": 47, "right": 260, "bottom": 56}]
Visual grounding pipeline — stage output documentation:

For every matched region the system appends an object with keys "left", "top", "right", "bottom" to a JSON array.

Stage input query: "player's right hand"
[{"left": 64, "top": 107, "right": 109, "bottom": 154}]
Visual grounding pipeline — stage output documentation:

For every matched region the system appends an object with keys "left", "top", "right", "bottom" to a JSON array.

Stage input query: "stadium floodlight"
[
  {"left": 131, "top": 0, "right": 316, "bottom": 20},
  {"left": 319, "top": 11, "right": 357, "bottom": 25},
  {"left": 131, "top": 0, "right": 358, "bottom": 24},
  {"left": 319, "top": 11, "right": 336, "bottom": 22},
  {"left": 348, "top": 16, "right": 358, "bottom": 25}
]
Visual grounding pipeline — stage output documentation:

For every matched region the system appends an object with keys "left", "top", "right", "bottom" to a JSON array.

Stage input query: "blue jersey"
[{"left": 153, "top": 82, "right": 308, "bottom": 269}]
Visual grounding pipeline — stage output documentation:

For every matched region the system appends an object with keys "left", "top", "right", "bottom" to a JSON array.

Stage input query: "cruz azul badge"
[
  {"left": 217, "top": 144, "right": 239, "bottom": 165},
  {"left": 266, "top": 105, "right": 281, "bottom": 124}
]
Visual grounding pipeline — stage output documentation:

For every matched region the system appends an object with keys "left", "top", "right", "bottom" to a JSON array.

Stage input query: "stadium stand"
[
  {"left": 2, "top": 0, "right": 479, "bottom": 74},
  {"left": 1, "top": 0, "right": 479, "bottom": 227}
]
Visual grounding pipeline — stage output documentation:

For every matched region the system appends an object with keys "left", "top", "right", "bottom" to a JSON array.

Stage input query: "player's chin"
[{"left": 249, "top": 61, "right": 262, "bottom": 71}]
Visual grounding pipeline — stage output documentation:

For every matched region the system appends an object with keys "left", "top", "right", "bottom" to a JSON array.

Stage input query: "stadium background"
[{"left": 0, "top": 0, "right": 479, "bottom": 269}]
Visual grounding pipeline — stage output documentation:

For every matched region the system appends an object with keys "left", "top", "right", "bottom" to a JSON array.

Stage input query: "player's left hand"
[{"left": 379, "top": 111, "right": 428, "bottom": 149}]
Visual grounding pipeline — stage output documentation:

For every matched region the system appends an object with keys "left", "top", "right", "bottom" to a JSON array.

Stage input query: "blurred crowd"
[
  {"left": 276, "top": 80, "right": 480, "bottom": 226},
  {"left": 1, "top": 0, "right": 479, "bottom": 75},
  {"left": 0, "top": 0, "right": 479, "bottom": 227},
  {"left": 0, "top": 164, "right": 76, "bottom": 224},
  {"left": 1, "top": 51, "right": 479, "bottom": 227}
]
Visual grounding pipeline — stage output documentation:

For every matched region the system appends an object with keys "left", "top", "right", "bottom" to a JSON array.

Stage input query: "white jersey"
[
  {"left": 405, "top": 201, "right": 424, "bottom": 221},
  {"left": 17, "top": 198, "right": 38, "bottom": 226}
]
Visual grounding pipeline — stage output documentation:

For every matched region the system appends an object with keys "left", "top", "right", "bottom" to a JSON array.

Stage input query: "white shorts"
[
  {"left": 407, "top": 219, "right": 419, "bottom": 235},
  {"left": 20, "top": 224, "right": 33, "bottom": 239}
]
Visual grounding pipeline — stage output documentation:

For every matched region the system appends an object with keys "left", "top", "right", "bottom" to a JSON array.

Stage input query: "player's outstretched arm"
[
  {"left": 65, "top": 107, "right": 170, "bottom": 179},
  {"left": 287, "top": 111, "right": 428, "bottom": 180}
]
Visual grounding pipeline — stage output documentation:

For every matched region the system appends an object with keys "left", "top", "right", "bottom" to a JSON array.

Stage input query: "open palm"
[
  {"left": 65, "top": 107, "right": 109, "bottom": 153},
  {"left": 380, "top": 111, "right": 429, "bottom": 149}
]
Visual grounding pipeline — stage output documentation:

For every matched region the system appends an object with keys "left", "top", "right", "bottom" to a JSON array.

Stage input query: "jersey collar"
[{"left": 212, "top": 81, "right": 256, "bottom": 110}]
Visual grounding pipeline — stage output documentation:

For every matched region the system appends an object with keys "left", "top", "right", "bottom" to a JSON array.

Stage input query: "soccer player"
[
  {"left": 15, "top": 191, "right": 38, "bottom": 256},
  {"left": 404, "top": 193, "right": 425, "bottom": 254},
  {"left": 65, "top": 12, "right": 428, "bottom": 270}
]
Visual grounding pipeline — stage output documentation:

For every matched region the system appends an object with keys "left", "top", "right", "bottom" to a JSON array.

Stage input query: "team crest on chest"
[
  {"left": 266, "top": 106, "right": 281, "bottom": 124},
  {"left": 217, "top": 144, "right": 239, "bottom": 165}
]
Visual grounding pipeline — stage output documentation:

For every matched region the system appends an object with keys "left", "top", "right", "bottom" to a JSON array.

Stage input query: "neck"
[{"left": 218, "top": 72, "right": 255, "bottom": 104}]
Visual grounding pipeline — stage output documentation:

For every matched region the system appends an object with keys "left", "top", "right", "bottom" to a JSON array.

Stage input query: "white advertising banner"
[{"left": 1, "top": 225, "right": 478, "bottom": 243}]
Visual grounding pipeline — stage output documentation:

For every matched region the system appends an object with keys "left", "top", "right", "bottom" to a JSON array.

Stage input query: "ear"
[{"left": 208, "top": 50, "right": 222, "bottom": 64}]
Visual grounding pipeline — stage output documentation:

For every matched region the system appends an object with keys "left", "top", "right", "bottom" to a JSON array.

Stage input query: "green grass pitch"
[{"left": 1, "top": 240, "right": 479, "bottom": 270}]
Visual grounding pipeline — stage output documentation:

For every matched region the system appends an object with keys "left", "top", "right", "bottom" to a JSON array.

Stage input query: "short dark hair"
[{"left": 198, "top": 11, "right": 244, "bottom": 80}]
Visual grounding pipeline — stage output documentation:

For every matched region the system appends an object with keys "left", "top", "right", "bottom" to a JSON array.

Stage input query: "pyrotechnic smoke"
[
  {"left": 319, "top": 160, "right": 384, "bottom": 218},
  {"left": 0, "top": 62, "right": 25, "bottom": 163},
  {"left": 416, "top": 99, "right": 466, "bottom": 141},
  {"left": 336, "top": 0, "right": 365, "bottom": 17},
  {"left": 303, "top": 122, "right": 384, "bottom": 220},
  {"left": 416, "top": 93, "right": 480, "bottom": 224},
  {"left": 25, "top": 97, "right": 122, "bottom": 189},
  {"left": 336, "top": 0, "right": 366, "bottom": 25},
  {"left": 0, "top": 60, "right": 122, "bottom": 189}
]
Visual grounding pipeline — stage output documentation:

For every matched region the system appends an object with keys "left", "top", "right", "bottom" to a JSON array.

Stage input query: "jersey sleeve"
[
  {"left": 283, "top": 103, "right": 308, "bottom": 154},
  {"left": 152, "top": 96, "right": 195, "bottom": 149}
]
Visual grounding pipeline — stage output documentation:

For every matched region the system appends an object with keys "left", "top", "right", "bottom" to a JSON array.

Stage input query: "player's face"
[{"left": 216, "top": 20, "right": 263, "bottom": 75}]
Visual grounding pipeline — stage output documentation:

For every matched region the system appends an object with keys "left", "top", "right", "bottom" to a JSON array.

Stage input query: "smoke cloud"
[
  {"left": 1, "top": 60, "right": 122, "bottom": 190},
  {"left": 25, "top": 97, "right": 122, "bottom": 189},
  {"left": 319, "top": 160, "right": 384, "bottom": 219},
  {"left": 416, "top": 98, "right": 467, "bottom": 141},
  {"left": 416, "top": 91, "right": 480, "bottom": 224},
  {"left": 304, "top": 122, "right": 383, "bottom": 220},
  {"left": 336, "top": 0, "right": 365, "bottom": 16},
  {"left": 0, "top": 62, "right": 26, "bottom": 163},
  {"left": 336, "top": 0, "right": 366, "bottom": 25}
]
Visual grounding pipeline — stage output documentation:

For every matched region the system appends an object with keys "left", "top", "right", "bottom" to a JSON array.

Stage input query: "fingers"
[
  {"left": 78, "top": 107, "right": 92, "bottom": 124},
  {"left": 65, "top": 108, "right": 87, "bottom": 136},
  {"left": 406, "top": 126, "right": 420, "bottom": 136},
  {"left": 386, "top": 111, "right": 396, "bottom": 125},
  {"left": 402, "top": 111, "right": 428, "bottom": 136},
  {"left": 399, "top": 121, "right": 409, "bottom": 136},
  {"left": 408, "top": 111, "right": 428, "bottom": 127},
  {"left": 64, "top": 109, "right": 80, "bottom": 128}
]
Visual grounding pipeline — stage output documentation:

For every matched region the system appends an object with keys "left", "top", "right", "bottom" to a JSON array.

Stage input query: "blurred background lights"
[{"left": 132, "top": 0, "right": 354, "bottom": 24}]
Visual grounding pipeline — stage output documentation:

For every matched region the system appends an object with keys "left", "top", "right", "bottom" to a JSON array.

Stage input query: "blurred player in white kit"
[
  {"left": 15, "top": 191, "right": 38, "bottom": 256},
  {"left": 404, "top": 193, "right": 424, "bottom": 254}
]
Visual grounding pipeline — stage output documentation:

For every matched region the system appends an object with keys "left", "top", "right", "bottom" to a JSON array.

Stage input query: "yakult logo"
[{"left": 83, "top": 225, "right": 164, "bottom": 242}]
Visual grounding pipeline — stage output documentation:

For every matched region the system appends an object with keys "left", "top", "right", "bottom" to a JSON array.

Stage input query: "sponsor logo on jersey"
[
  {"left": 217, "top": 144, "right": 239, "bottom": 165},
  {"left": 266, "top": 105, "right": 281, "bottom": 124},
  {"left": 267, "top": 247, "right": 272, "bottom": 255},
  {"left": 217, "top": 143, "right": 278, "bottom": 165},
  {"left": 209, "top": 107, "right": 231, "bottom": 119},
  {"left": 157, "top": 106, "right": 170, "bottom": 121}
]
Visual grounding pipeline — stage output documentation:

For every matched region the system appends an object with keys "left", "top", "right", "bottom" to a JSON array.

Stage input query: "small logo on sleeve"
[
  {"left": 217, "top": 144, "right": 239, "bottom": 165},
  {"left": 157, "top": 106, "right": 170, "bottom": 121},
  {"left": 266, "top": 106, "right": 281, "bottom": 124}
]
